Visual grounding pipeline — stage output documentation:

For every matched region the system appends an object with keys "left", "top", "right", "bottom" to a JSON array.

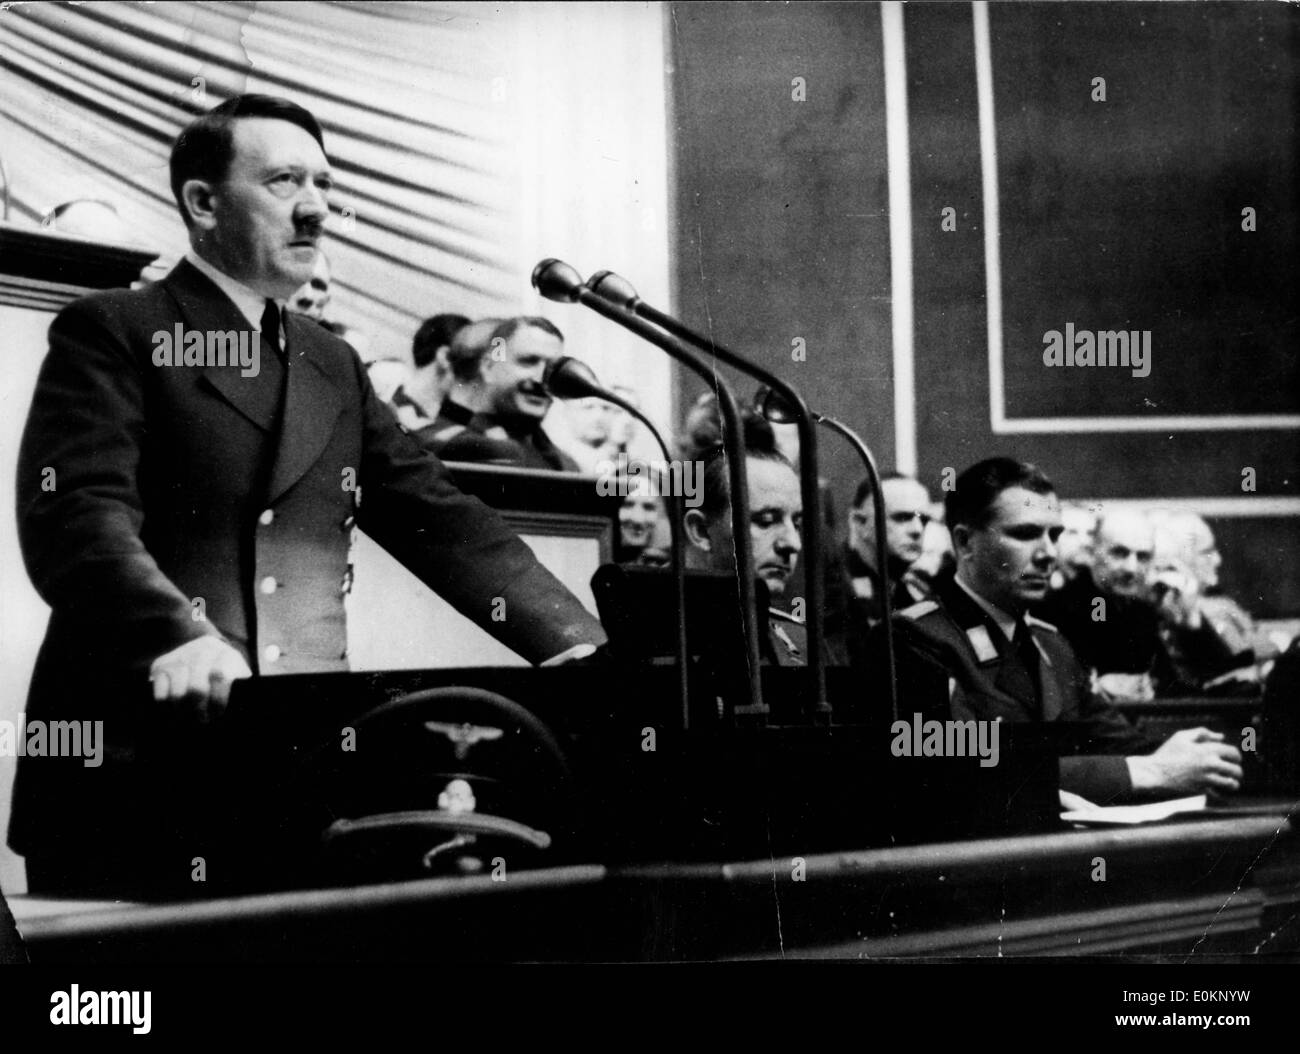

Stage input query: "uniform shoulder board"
[
  {"left": 768, "top": 606, "right": 805, "bottom": 626},
  {"left": 897, "top": 600, "right": 940, "bottom": 621},
  {"left": 1024, "top": 614, "right": 1059, "bottom": 633}
]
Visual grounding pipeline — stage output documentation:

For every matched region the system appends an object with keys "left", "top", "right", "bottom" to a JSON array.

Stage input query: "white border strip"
[
  {"left": 882, "top": 2, "right": 917, "bottom": 474},
  {"left": 972, "top": 1, "right": 1297, "bottom": 436},
  {"left": 1073, "top": 497, "right": 1300, "bottom": 518},
  {"left": 972, "top": 1, "right": 1004, "bottom": 435}
]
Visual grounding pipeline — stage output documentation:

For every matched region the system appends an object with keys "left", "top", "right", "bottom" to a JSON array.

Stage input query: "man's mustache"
[{"left": 518, "top": 382, "right": 550, "bottom": 399}]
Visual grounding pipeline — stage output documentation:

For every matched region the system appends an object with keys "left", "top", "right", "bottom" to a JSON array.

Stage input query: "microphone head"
[
  {"left": 587, "top": 270, "right": 639, "bottom": 308},
  {"left": 542, "top": 355, "right": 605, "bottom": 400},
  {"left": 754, "top": 384, "right": 798, "bottom": 424},
  {"left": 532, "top": 259, "right": 585, "bottom": 303}
]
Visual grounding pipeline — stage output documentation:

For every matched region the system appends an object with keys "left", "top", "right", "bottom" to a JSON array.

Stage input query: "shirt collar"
[
  {"left": 953, "top": 572, "right": 1018, "bottom": 644},
  {"left": 185, "top": 249, "right": 282, "bottom": 331}
]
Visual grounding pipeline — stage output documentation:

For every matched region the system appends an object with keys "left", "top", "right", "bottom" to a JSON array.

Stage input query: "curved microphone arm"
[
  {"left": 533, "top": 261, "right": 765, "bottom": 718},
  {"left": 588, "top": 272, "right": 828, "bottom": 718},
  {"left": 544, "top": 360, "right": 692, "bottom": 730},
  {"left": 808, "top": 413, "right": 899, "bottom": 724}
]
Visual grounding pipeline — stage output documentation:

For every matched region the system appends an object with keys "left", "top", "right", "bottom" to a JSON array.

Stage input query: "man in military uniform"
[
  {"left": 683, "top": 418, "right": 808, "bottom": 666},
  {"left": 882, "top": 458, "right": 1243, "bottom": 803},
  {"left": 13, "top": 95, "right": 606, "bottom": 894}
]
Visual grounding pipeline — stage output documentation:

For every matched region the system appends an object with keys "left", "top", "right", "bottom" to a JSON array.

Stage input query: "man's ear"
[
  {"left": 684, "top": 508, "right": 711, "bottom": 552},
  {"left": 180, "top": 179, "right": 219, "bottom": 232},
  {"left": 951, "top": 523, "right": 974, "bottom": 560}
]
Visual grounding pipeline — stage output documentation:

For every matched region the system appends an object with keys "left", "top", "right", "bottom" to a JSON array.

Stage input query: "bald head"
[
  {"left": 1153, "top": 511, "right": 1221, "bottom": 590},
  {"left": 1092, "top": 509, "right": 1154, "bottom": 598}
]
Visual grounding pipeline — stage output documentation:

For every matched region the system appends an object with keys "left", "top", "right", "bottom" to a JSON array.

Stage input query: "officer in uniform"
[
  {"left": 880, "top": 458, "right": 1244, "bottom": 804},
  {"left": 12, "top": 95, "right": 606, "bottom": 894}
]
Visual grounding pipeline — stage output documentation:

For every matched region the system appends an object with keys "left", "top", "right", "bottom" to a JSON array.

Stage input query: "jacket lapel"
[
  {"left": 162, "top": 260, "right": 283, "bottom": 434},
  {"left": 266, "top": 312, "right": 343, "bottom": 501},
  {"left": 939, "top": 580, "right": 1039, "bottom": 719},
  {"left": 161, "top": 260, "right": 344, "bottom": 501}
]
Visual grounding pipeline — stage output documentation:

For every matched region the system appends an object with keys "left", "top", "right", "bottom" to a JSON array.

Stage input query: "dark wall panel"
[{"left": 668, "top": 0, "right": 893, "bottom": 519}]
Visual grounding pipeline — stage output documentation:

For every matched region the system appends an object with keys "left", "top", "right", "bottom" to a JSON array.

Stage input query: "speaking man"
[{"left": 13, "top": 94, "right": 606, "bottom": 894}]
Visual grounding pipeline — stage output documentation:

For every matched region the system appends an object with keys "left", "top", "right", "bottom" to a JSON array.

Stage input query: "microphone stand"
[
  {"left": 533, "top": 261, "right": 766, "bottom": 719},
  {"left": 587, "top": 272, "right": 829, "bottom": 720},
  {"left": 783, "top": 406, "right": 899, "bottom": 724},
  {"left": 543, "top": 358, "right": 692, "bottom": 730}
]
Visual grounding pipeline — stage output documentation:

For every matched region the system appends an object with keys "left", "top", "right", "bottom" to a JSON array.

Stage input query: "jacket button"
[
  {"left": 259, "top": 576, "right": 278, "bottom": 595},
  {"left": 263, "top": 644, "right": 281, "bottom": 663},
  {"left": 259, "top": 509, "right": 275, "bottom": 526}
]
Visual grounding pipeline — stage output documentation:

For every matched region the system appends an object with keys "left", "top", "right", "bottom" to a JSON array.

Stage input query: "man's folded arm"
[
  {"left": 355, "top": 370, "right": 607, "bottom": 665},
  {"left": 17, "top": 300, "right": 224, "bottom": 667}
]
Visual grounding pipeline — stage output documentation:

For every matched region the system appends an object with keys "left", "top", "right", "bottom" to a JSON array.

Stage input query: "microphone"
[
  {"left": 755, "top": 387, "right": 899, "bottom": 723},
  {"left": 542, "top": 356, "right": 691, "bottom": 728},
  {"left": 586, "top": 270, "right": 830, "bottom": 720},
  {"left": 533, "top": 259, "right": 766, "bottom": 720}
]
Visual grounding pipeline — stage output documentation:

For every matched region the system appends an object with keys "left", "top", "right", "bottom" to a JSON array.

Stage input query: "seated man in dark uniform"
[
  {"left": 845, "top": 472, "right": 936, "bottom": 627},
  {"left": 683, "top": 418, "right": 808, "bottom": 665},
  {"left": 880, "top": 457, "right": 1243, "bottom": 803},
  {"left": 415, "top": 316, "right": 579, "bottom": 471},
  {"left": 1035, "top": 508, "right": 1164, "bottom": 701}
]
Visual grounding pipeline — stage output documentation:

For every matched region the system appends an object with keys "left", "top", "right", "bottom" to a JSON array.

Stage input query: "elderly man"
[
  {"left": 13, "top": 94, "right": 606, "bottom": 895},
  {"left": 417, "top": 316, "right": 578, "bottom": 471},
  {"left": 1035, "top": 508, "right": 1164, "bottom": 700},
  {"left": 1151, "top": 511, "right": 1260, "bottom": 690},
  {"left": 882, "top": 458, "right": 1242, "bottom": 803}
]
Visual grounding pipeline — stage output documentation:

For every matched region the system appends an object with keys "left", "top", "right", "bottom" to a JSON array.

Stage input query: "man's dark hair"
[
  {"left": 698, "top": 412, "right": 793, "bottom": 519},
  {"left": 412, "top": 313, "right": 470, "bottom": 368},
  {"left": 488, "top": 316, "right": 563, "bottom": 348},
  {"left": 852, "top": 470, "right": 908, "bottom": 510},
  {"left": 448, "top": 316, "right": 563, "bottom": 383},
  {"left": 170, "top": 94, "right": 326, "bottom": 228},
  {"left": 944, "top": 457, "right": 1055, "bottom": 531}
]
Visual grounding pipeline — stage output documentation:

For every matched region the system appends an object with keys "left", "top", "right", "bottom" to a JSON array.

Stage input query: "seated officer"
[
  {"left": 881, "top": 457, "right": 1243, "bottom": 803},
  {"left": 845, "top": 472, "right": 935, "bottom": 626},
  {"left": 683, "top": 417, "right": 808, "bottom": 665}
]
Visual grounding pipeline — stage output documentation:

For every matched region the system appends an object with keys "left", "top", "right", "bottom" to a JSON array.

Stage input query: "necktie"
[
  {"left": 1009, "top": 619, "right": 1044, "bottom": 711},
  {"left": 260, "top": 300, "right": 285, "bottom": 361}
]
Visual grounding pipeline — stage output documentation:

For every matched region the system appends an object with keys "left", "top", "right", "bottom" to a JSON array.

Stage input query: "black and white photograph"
[{"left": 0, "top": 0, "right": 1297, "bottom": 1026}]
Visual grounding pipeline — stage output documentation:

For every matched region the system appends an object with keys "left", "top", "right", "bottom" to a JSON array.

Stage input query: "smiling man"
[
  {"left": 422, "top": 316, "right": 579, "bottom": 471},
  {"left": 881, "top": 458, "right": 1242, "bottom": 803},
  {"left": 13, "top": 95, "right": 606, "bottom": 895}
]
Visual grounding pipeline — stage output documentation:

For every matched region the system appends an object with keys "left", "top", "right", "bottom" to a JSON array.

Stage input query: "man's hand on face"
[
  {"left": 149, "top": 637, "right": 253, "bottom": 721},
  {"left": 1127, "top": 727, "right": 1243, "bottom": 795},
  {"left": 1151, "top": 563, "right": 1204, "bottom": 629}
]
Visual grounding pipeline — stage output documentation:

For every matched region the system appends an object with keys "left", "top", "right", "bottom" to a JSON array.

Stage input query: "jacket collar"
[{"left": 161, "top": 259, "right": 342, "bottom": 503}]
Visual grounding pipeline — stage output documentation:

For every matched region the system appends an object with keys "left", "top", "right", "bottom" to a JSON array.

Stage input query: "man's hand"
[
  {"left": 1151, "top": 564, "right": 1203, "bottom": 629},
  {"left": 149, "top": 637, "right": 252, "bottom": 720},
  {"left": 1127, "top": 727, "right": 1243, "bottom": 795},
  {"left": 1093, "top": 671, "right": 1155, "bottom": 703}
]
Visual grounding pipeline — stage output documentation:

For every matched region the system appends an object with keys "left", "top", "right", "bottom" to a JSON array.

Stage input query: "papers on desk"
[{"left": 1059, "top": 790, "right": 1208, "bottom": 825}]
